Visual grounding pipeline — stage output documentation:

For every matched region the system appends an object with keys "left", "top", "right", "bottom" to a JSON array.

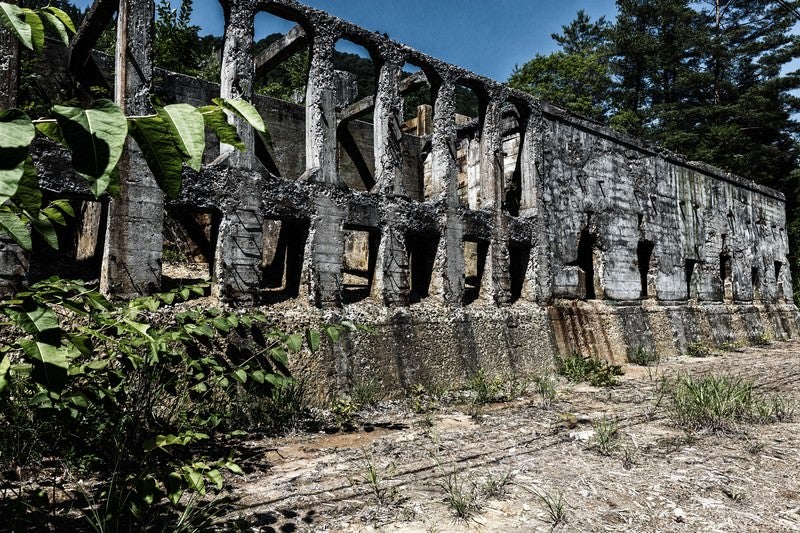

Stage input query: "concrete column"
[
  {"left": 219, "top": 0, "right": 256, "bottom": 169},
  {"left": 100, "top": 0, "right": 163, "bottom": 297},
  {"left": 305, "top": 26, "right": 341, "bottom": 186},
  {"left": 519, "top": 110, "right": 539, "bottom": 218},
  {"left": 0, "top": 3, "right": 27, "bottom": 296},
  {"left": 429, "top": 80, "right": 457, "bottom": 204},
  {"left": 307, "top": 196, "right": 344, "bottom": 308},
  {"left": 213, "top": 0, "right": 263, "bottom": 302},
  {"left": 479, "top": 96, "right": 503, "bottom": 211},
  {"left": 370, "top": 206, "right": 409, "bottom": 306},
  {"left": 213, "top": 174, "right": 263, "bottom": 303},
  {"left": 371, "top": 53, "right": 405, "bottom": 197}
]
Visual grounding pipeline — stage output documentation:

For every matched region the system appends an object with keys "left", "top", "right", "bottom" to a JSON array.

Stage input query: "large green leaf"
[
  {"left": 0, "top": 2, "right": 32, "bottom": 50},
  {"left": 29, "top": 212, "right": 57, "bottom": 249},
  {"left": 162, "top": 104, "right": 205, "bottom": 171},
  {"left": 21, "top": 9, "right": 43, "bottom": 53},
  {"left": 43, "top": 6, "right": 75, "bottom": 34},
  {"left": 40, "top": 10, "right": 68, "bottom": 47},
  {"left": 0, "top": 109, "right": 35, "bottom": 205},
  {"left": 0, "top": 354, "right": 10, "bottom": 394},
  {"left": 15, "top": 159, "right": 41, "bottom": 216},
  {"left": 0, "top": 209, "right": 31, "bottom": 250},
  {"left": 198, "top": 106, "right": 245, "bottom": 150},
  {"left": 128, "top": 115, "right": 184, "bottom": 198},
  {"left": 213, "top": 97, "right": 266, "bottom": 133},
  {"left": 18, "top": 338, "right": 71, "bottom": 392},
  {"left": 52, "top": 99, "right": 128, "bottom": 197},
  {"left": 4, "top": 302, "right": 60, "bottom": 337}
]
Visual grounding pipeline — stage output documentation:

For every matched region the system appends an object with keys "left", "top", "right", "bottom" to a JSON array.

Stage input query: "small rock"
[
  {"left": 673, "top": 507, "right": 686, "bottom": 523},
  {"left": 570, "top": 429, "right": 595, "bottom": 442}
]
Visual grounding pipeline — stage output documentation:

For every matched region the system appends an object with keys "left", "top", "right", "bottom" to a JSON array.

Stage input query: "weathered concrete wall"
[{"left": 3, "top": 0, "right": 798, "bottom": 397}]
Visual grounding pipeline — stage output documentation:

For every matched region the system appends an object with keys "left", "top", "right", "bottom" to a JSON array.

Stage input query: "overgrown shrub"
[
  {"left": 0, "top": 277, "right": 339, "bottom": 529},
  {"left": 557, "top": 352, "right": 623, "bottom": 387}
]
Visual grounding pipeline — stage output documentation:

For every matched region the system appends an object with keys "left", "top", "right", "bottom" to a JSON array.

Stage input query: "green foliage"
[
  {"left": 557, "top": 352, "right": 624, "bottom": 387},
  {"left": 630, "top": 345, "right": 659, "bottom": 366},
  {"left": 0, "top": 278, "right": 336, "bottom": 528},
  {"left": 666, "top": 373, "right": 795, "bottom": 432},
  {"left": 467, "top": 368, "right": 504, "bottom": 404},
  {"left": 686, "top": 341, "right": 712, "bottom": 358},
  {"left": 591, "top": 417, "right": 620, "bottom": 456}
]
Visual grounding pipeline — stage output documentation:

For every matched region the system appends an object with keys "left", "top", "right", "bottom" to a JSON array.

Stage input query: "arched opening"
[
  {"left": 333, "top": 37, "right": 378, "bottom": 191},
  {"left": 399, "top": 62, "right": 433, "bottom": 201},
  {"left": 260, "top": 217, "right": 309, "bottom": 304},
  {"left": 453, "top": 82, "right": 482, "bottom": 208},
  {"left": 252, "top": 10, "right": 312, "bottom": 179}
]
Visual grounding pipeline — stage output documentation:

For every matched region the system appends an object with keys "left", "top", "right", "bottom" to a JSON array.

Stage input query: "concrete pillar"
[
  {"left": 371, "top": 52, "right": 405, "bottom": 197},
  {"left": 213, "top": 175, "right": 263, "bottom": 303},
  {"left": 219, "top": 0, "right": 255, "bottom": 169},
  {"left": 307, "top": 196, "right": 344, "bottom": 308},
  {"left": 479, "top": 96, "right": 503, "bottom": 211},
  {"left": 0, "top": 2, "right": 27, "bottom": 296},
  {"left": 370, "top": 205, "right": 409, "bottom": 306},
  {"left": 100, "top": 0, "right": 163, "bottom": 297},
  {"left": 519, "top": 110, "right": 539, "bottom": 218},
  {"left": 213, "top": 0, "right": 262, "bottom": 302},
  {"left": 429, "top": 80, "right": 457, "bottom": 204},
  {"left": 305, "top": 26, "right": 341, "bottom": 186}
]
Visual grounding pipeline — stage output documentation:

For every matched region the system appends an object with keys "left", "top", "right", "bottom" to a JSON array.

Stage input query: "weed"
[
  {"left": 557, "top": 352, "right": 623, "bottom": 387},
  {"left": 483, "top": 470, "right": 514, "bottom": 499},
  {"left": 437, "top": 465, "right": 480, "bottom": 520},
  {"left": 467, "top": 369, "right": 504, "bottom": 404},
  {"left": 536, "top": 489, "right": 567, "bottom": 527},
  {"left": 330, "top": 396, "right": 360, "bottom": 430},
  {"left": 755, "top": 332, "right": 772, "bottom": 346},
  {"left": 722, "top": 485, "right": 745, "bottom": 502},
  {"left": 534, "top": 375, "right": 557, "bottom": 407},
  {"left": 666, "top": 374, "right": 795, "bottom": 432},
  {"left": 686, "top": 341, "right": 712, "bottom": 357},
  {"left": 351, "top": 378, "right": 382, "bottom": 408},
  {"left": 620, "top": 443, "right": 637, "bottom": 470},
  {"left": 629, "top": 346, "right": 659, "bottom": 366},
  {"left": 591, "top": 418, "right": 619, "bottom": 456},
  {"left": 351, "top": 448, "right": 396, "bottom": 505}
]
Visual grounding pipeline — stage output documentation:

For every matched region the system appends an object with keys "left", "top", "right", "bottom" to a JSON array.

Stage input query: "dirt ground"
[{"left": 223, "top": 340, "right": 800, "bottom": 532}]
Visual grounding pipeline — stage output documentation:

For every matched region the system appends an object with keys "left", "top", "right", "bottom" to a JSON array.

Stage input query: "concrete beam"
[
  {"left": 338, "top": 70, "right": 428, "bottom": 125},
  {"left": 69, "top": 0, "right": 117, "bottom": 77},
  {"left": 254, "top": 24, "right": 307, "bottom": 74},
  {"left": 305, "top": 29, "right": 340, "bottom": 185}
]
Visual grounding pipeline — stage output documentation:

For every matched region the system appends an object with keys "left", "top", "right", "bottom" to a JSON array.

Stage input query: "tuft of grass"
[
  {"left": 629, "top": 346, "right": 659, "bottom": 366},
  {"left": 590, "top": 418, "right": 619, "bottom": 456},
  {"left": 536, "top": 489, "right": 567, "bottom": 527},
  {"left": 686, "top": 341, "right": 712, "bottom": 358},
  {"left": 666, "top": 374, "right": 795, "bottom": 432},
  {"left": 351, "top": 448, "right": 396, "bottom": 505},
  {"left": 534, "top": 375, "right": 557, "bottom": 407},
  {"left": 483, "top": 470, "right": 514, "bottom": 499},
  {"left": 351, "top": 378, "right": 382, "bottom": 408},
  {"left": 436, "top": 464, "right": 480, "bottom": 520},
  {"left": 557, "top": 352, "right": 623, "bottom": 387}
]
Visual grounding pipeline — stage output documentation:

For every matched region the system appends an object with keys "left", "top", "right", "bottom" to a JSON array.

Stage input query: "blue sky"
[{"left": 69, "top": 0, "right": 618, "bottom": 81}]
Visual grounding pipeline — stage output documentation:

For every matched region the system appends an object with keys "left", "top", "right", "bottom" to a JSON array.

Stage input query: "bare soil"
[{"left": 224, "top": 340, "right": 800, "bottom": 532}]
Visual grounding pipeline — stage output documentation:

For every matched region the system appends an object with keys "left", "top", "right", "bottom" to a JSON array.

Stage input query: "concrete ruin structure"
[{"left": 1, "top": 0, "right": 798, "bottom": 395}]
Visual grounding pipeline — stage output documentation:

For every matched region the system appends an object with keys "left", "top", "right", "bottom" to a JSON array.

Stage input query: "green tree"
[{"left": 508, "top": 10, "right": 613, "bottom": 122}]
